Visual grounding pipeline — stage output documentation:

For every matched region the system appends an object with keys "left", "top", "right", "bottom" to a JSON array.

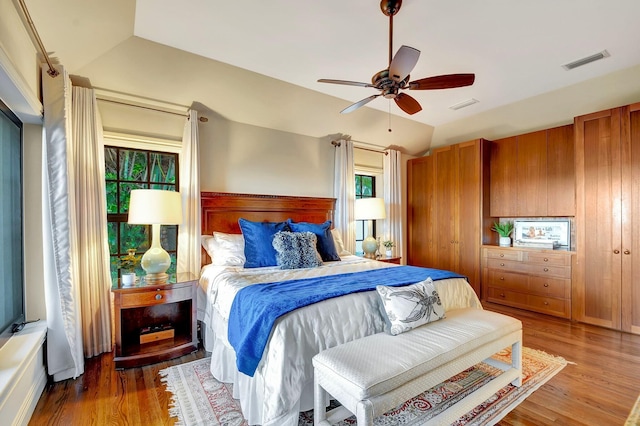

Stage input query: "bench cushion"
[{"left": 312, "top": 308, "right": 522, "bottom": 401}]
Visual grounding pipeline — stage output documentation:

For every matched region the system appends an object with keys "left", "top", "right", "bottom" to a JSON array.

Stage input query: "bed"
[{"left": 197, "top": 192, "right": 482, "bottom": 426}]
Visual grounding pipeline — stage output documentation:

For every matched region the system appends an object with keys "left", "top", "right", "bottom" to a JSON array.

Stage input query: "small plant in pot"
[
  {"left": 382, "top": 240, "right": 395, "bottom": 257},
  {"left": 118, "top": 248, "right": 141, "bottom": 286},
  {"left": 492, "top": 221, "right": 514, "bottom": 247}
]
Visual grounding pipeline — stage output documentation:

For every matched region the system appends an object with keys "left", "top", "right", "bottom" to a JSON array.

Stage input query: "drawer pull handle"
[
  {"left": 155, "top": 294, "right": 162, "bottom": 301},
  {"left": 614, "top": 249, "right": 620, "bottom": 254},
  {"left": 500, "top": 263, "right": 505, "bottom": 266},
  {"left": 500, "top": 276, "right": 505, "bottom": 281},
  {"left": 500, "top": 293, "right": 505, "bottom": 297},
  {"left": 544, "top": 283, "right": 549, "bottom": 287},
  {"left": 624, "top": 250, "right": 631, "bottom": 255},
  {"left": 543, "top": 258, "right": 549, "bottom": 262},
  {"left": 500, "top": 254, "right": 504, "bottom": 257},
  {"left": 543, "top": 268, "right": 549, "bottom": 272},
  {"left": 450, "top": 240, "right": 454, "bottom": 244},
  {"left": 544, "top": 301, "right": 549, "bottom": 305}
]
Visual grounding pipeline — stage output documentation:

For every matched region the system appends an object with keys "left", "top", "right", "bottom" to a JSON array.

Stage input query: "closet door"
[
  {"left": 622, "top": 103, "right": 640, "bottom": 334},
  {"left": 574, "top": 108, "right": 623, "bottom": 330},
  {"left": 434, "top": 145, "right": 457, "bottom": 273},
  {"left": 456, "top": 140, "right": 481, "bottom": 294},
  {"left": 407, "top": 156, "right": 435, "bottom": 267},
  {"left": 490, "top": 137, "right": 518, "bottom": 216}
]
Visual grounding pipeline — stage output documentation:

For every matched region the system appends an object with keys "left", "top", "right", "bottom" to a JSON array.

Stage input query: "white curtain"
[
  {"left": 41, "top": 65, "right": 84, "bottom": 381},
  {"left": 71, "top": 86, "right": 112, "bottom": 357},
  {"left": 383, "top": 148, "right": 403, "bottom": 258},
  {"left": 177, "top": 109, "right": 201, "bottom": 274},
  {"left": 333, "top": 139, "right": 356, "bottom": 254}
]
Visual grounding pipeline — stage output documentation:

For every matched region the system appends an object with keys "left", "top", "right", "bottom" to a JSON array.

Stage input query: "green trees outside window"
[
  {"left": 355, "top": 174, "right": 376, "bottom": 255},
  {"left": 105, "top": 147, "right": 179, "bottom": 281}
]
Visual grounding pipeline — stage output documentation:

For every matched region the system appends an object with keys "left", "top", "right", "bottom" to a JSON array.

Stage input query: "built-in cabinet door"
[
  {"left": 622, "top": 103, "right": 640, "bottom": 334},
  {"left": 490, "top": 137, "right": 518, "bottom": 216},
  {"left": 457, "top": 140, "right": 481, "bottom": 293},
  {"left": 516, "top": 130, "right": 547, "bottom": 216},
  {"left": 434, "top": 145, "right": 457, "bottom": 272},
  {"left": 407, "top": 156, "right": 435, "bottom": 267},
  {"left": 574, "top": 108, "right": 623, "bottom": 330},
  {"left": 547, "top": 125, "right": 575, "bottom": 216}
]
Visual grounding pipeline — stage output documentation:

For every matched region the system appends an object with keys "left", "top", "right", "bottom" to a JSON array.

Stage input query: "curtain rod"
[
  {"left": 331, "top": 140, "right": 388, "bottom": 155},
  {"left": 96, "top": 97, "right": 209, "bottom": 122},
  {"left": 17, "top": 0, "right": 58, "bottom": 77}
]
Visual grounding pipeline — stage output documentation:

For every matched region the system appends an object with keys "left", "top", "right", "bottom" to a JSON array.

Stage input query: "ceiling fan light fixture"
[
  {"left": 562, "top": 49, "right": 610, "bottom": 70},
  {"left": 449, "top": 98, "right": 479, "bottom": 111}
]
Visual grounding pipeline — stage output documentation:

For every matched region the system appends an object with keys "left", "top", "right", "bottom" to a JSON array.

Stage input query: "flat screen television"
[{"left": 0, "top": 99, "right": 25, "bottom": 350}]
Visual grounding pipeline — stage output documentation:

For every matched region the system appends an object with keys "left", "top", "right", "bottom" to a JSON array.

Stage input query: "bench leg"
[
  {"left": 314, "top": 370, "right": 328, "bottom": 425},
  {"left": 355, "top": 400, "right": 374, "bottom": 426},
  {"left": 511, "top": 339, "right": 522, "bottom": 387}
]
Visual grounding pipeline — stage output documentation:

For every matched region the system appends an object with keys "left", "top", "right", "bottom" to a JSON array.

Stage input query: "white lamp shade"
[
  {"left": 355, "top": 198, "right": 387, "bottom": 221},
  {"left": 128, "top": 189, "right": 183, "bottom": 225}
]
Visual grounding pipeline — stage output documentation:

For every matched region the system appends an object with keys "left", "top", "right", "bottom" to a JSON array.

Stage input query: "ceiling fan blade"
[
  {"left": 394, "top": 93, "right": 422, "bottom": 115},
  {"left": 340, "top": 94, "right": 380, "bottom": 114},
  {"left": 318, "top": 79, "right": 374, "bottom": 88},
  {"left": 389, "top": 45, "right": 420, "bottom": 83},
  {"left": 409, "top": 73, "right": 475, "bottom": 90}
]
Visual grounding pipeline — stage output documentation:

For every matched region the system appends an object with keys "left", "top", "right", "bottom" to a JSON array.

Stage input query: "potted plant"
[
  {"left": 492, "top": 221, "right": 514, "bottom": 247},
  {"left": 118, "top": 248, "right": 141, "bottom": 286},
  {"left": 382, "top": 240, "right": 395, "bottom": 257}
]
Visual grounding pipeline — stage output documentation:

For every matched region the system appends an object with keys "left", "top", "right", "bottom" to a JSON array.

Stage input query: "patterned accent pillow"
[
  {"left": 272, "top": 231, "right": 323, "bottom": 269},
  {"left": 376, "top": 278, "right": 445, "bottom": 335}
]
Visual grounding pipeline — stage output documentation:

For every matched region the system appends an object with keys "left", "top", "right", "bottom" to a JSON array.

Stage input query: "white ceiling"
[{"left": 23, "top": 0, "right": 640, "bottom": 155}]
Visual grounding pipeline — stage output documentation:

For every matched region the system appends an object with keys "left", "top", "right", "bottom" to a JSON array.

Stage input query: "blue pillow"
[
  {"left": 272, "top": 231, "right": 323, "bottom": 269},
  {"left": 238, "top": 219, "right": 289, "bottom": 268},
  {"left": 286, "top": 219, "right": 341, "bottom": 262}
]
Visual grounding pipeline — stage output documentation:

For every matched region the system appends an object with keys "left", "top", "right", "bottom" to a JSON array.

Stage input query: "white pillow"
[
  {"left": 376, "top": 278, "right": 445, "bottom": 335},
  {"left": 201, "top": 232, "right": 245, "bottom": 266},
  {"left": 330, "top": 228, "right": 351, "bottom": 256}
]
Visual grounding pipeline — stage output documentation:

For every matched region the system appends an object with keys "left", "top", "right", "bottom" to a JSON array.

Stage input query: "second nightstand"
[{"left": 377, "top": 256, "right": 402, "bottom": 265}]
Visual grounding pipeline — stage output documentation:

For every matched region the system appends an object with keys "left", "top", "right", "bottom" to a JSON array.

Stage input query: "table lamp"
[
  {"left": 355, "top": 197, "right": 387, "bottom": 259},
  {"left": 128, "top": 189, "right": 183, "bottom": 284}
]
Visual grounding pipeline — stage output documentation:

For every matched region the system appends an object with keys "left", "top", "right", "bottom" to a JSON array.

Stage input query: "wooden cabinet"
[
  {"left": 573, "top": 103, "right": 640, "bottom": 334},
  {"left": 482, "top": 246, "right": 572, "bottom": 318},
  {"left": 376, "top": 256, "right": 401, "bottom": 265},
  {"left": 490, "top": 125, "right": 574, "bottom": 217},
  {"left": 408, "top": 139, "right": 490, "bottom": 296},
  {"left": 112, "top": 273, "right": 198, "bottom": 368}
]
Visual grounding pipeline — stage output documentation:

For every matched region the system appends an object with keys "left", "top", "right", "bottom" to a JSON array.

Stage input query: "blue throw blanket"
[{"left": 228, "top": 265, "right": 465, "bottom": 376}]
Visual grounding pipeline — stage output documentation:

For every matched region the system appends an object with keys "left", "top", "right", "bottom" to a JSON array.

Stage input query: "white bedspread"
[{"left": 198, "top": 256, "right": 482, "bottom": 426}]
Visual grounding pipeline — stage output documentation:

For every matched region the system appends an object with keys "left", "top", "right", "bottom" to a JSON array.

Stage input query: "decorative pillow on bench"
[{"left": 376, "top": 278, "right": 445, "bottom": 335}]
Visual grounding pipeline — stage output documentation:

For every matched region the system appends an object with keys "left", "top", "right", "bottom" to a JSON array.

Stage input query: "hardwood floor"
[{"left": 29, "top": 306, "right": 640, "bottom": 426}]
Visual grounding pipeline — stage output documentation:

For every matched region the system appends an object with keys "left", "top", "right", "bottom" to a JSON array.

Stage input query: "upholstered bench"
[{"left": 312, "top": 308, "right": 522, "bottom": 426}]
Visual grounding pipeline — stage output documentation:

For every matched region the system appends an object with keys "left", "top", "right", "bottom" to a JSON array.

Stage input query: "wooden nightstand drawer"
[{"left": 120, "top": 285, "right": 192, "bottom": 308}]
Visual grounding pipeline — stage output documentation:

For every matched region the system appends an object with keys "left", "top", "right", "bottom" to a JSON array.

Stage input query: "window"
[
  {"left": 0, "top": 99, "right": 24, "bottom": 347},
  {"left": 355, "top": 174, "right": 376, "bottom": 255},
  {"left": 105, "top": 147, "right": 179, "bottom": 280}
]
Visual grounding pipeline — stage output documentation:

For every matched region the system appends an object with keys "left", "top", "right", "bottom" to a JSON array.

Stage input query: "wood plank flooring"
[{"left": 29, "top": 305, "right": 640, "bottom": 425}]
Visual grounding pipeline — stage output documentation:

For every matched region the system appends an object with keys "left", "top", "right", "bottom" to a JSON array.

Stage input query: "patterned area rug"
[{"left": 159, "top": 347, "right": 566, "bottom": 426}]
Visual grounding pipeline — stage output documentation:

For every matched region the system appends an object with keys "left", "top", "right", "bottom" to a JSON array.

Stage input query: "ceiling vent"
[
  {"left": 562, "top": 50, "right": 610, "bottom": 70},
  {"left": 449, "top": 98, "right": 479, "bottom": 111}
]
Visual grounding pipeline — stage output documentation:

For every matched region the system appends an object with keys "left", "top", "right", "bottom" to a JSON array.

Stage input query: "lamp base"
[
  {"left": 362, "top": 235, "right": 379, "bottom": 259},
  {"left": 144, "top": 272, "right": 168, "bottom": 285}
]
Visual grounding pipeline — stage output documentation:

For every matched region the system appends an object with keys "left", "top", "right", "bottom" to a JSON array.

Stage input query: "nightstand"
[
  {"left": 377, "top": 256, "right": 402, "bottom": 264},
  {"left": 111, "top": 273, "right": 198, "bottom": 369}
]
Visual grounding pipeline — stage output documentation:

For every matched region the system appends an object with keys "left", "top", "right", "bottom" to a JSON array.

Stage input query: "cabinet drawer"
[
  {"left": 526, "top": 263, "right": 571, "bottom": 279},
  {"left": 485, "top": 270, "right": 528, "bottom": 292},
  {"left": 486, "top": 287, "right": 570, "bottom": 318},
  {"left": 526, "top": 294, "right": 570, "bottom": 317},
  {"left": 525, "top": 251, "right": 571, "bottom": 266},
  {"left": 120, "top": 286, "right": 192, "bottom": 308},
  {"left": 528, "top": 276, "right": 571, "bottom": 298},
  {"left": 486, "top": 258, "right": 521, "bottom": 271},
  {"left": 484, "top": 248, "right": 523, "bottom": 261}
]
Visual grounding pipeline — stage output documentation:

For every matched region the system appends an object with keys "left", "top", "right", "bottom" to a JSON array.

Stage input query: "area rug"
[
  {"left": 627, "top": 394, "right": 640, "bottom": 426},
  {"left": 159, "top": 347, "right": 567, "bottom": 426}
]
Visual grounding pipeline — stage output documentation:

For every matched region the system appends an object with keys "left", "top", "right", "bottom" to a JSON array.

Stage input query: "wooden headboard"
[{"left": 201, "top": 192, "right": 336, "bottom": 266}]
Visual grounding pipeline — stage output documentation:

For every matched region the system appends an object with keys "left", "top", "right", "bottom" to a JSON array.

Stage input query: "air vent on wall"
[
  {"left": 562, "top": 50, "right": 610, "bottom": 70},
  {"left": 449, "top": 98, "right": 479, "bottom": 111}
]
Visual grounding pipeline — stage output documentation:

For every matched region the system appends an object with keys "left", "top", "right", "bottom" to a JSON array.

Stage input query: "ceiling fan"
[{"left": 318, "top": 0, "right": 475, "bottom": 115}]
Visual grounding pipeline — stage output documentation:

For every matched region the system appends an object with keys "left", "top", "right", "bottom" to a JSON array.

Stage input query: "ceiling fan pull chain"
[{"left": 388, "top": 101, "right": 392, "bottom": 132}]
